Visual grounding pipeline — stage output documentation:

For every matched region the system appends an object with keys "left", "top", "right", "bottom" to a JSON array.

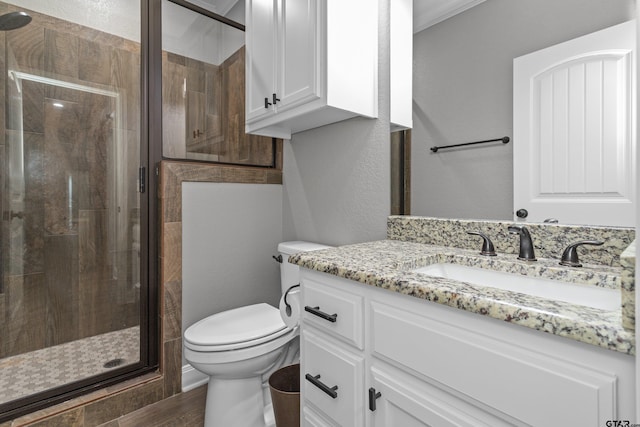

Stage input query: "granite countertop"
[{"left": 290, "top": 239, "right": 635, "bottom": 355}]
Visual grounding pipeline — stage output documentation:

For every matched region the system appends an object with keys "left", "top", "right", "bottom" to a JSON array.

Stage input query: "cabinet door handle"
[
  {"left": 304, "top": 306, "right": 337, "bottom": 323},
  {"left": 264, "top": 97, "right": 272, "bottom": 109},
  {"left": 273, "top": 93, "right": 280, "bottom": 104},
  {"left": 305, "top": 374, "right": 338, "bottom": 399},
  {"left": 369, "top": 387, "right": 382, "bottom": 411}
]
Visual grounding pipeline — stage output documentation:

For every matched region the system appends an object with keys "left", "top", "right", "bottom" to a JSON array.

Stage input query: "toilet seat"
[{"left": 184, "top": 303, "right": 290, "bottom": 352}]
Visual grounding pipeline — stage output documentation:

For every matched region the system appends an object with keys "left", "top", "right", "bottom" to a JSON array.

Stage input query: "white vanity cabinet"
[
  {"left": 245, "top": 0, "right": 378, "bottom": 139},
  {"left": 299, "top": 270, "right": 635, "bottom": 427}
]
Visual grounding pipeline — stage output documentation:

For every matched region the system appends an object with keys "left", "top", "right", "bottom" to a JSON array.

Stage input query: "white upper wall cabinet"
[{"left": 245, "top": 0, "right": 378, "bottom": 139}]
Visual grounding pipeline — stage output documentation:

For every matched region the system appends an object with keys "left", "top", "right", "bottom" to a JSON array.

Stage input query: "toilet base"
[
  {"left": 205, "top": 376, "right": 266, "bottom": 427},
  {"left": 264, "top": 402, "right": 275, "bottom": 427}
]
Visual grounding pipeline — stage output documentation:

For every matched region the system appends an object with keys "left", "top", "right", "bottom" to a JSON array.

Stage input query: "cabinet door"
[
  {"left": 245, "top": 0, "right": 277, "bottom": 122},
  {"left": 371, "top": 301, "right": 618, "bottom": 426},
  {"left": 369, "top": 364, "right": 514, "bottom": 427},
  {"left": 275, "top": 0, "right": 321, "bottom": 112}
]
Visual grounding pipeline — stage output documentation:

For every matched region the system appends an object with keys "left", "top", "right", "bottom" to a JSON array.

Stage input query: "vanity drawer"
[
  {"left": 302, "top": 330, "right": 364, "bottom": 427},
  {"left": 302, "top": 274, "right": 364, "bottom": 349}
]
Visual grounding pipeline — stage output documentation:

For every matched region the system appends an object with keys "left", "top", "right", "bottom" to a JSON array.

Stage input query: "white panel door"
[{"left": 513, "top": 20, "right": 636, "bottom": 226}]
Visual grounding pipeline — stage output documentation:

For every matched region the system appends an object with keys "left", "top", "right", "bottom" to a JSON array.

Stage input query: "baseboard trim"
[{"left": 181, "top": 364, "right": 209, "bottom": 392}]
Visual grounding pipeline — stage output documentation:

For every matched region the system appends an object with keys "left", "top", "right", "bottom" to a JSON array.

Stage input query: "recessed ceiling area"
[{"left": 191, "top": 0, "right": 486, "bottom": 33}]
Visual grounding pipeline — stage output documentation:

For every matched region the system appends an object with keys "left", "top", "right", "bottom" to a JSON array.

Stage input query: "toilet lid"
[{"left": 184, "top": 303, "right": 287, "bottom": 347}]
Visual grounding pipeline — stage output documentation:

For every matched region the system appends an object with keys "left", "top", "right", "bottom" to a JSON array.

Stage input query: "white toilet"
[{"left": 183, "top": 241, "right": 330, "bottom": 427}]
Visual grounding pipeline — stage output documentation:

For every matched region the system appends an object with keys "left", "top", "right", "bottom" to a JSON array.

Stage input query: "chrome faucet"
[{"left": 508, "top": 225, "right": 537, "bottom": 261}]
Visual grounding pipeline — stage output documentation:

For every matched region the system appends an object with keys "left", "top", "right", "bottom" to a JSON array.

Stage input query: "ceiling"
[
  {"left": 413, "top": 0, "right": 485, "bottom": 33},
  {"left": 188, "top": 0, "right": 486, "bottom": 33}
]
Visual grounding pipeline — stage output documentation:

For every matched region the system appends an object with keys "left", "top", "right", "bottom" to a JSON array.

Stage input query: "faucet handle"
[
  {"left": 467, "top": 231, "right": 497, "bottom": 256},
  {"left": 559, "top": 241, "right": 604, "bottom": 267}
]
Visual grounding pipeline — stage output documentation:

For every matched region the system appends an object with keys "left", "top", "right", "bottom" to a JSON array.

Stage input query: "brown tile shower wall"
[
  {"left": 163, "top": 46, "right": 274, "bottom": 166},
  {"left": 0, "top": 2, "right": 140, "bottom": 359}
]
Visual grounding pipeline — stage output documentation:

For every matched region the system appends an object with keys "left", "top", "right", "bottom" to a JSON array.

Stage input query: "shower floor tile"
[{"left": 0, "top": 326, "right": 140, "bottom": 405}]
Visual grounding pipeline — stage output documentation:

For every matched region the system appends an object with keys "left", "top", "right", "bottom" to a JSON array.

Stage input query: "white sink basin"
[{"left": 413, "top": 263, "right": 619, "bottom": 311}]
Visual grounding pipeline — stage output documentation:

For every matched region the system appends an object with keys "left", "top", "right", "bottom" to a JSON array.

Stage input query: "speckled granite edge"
[
  {"left": 388, "top": 216, "right": 636, "bottom": 332},
  {"left": 290, "top": 240, "right": 634, "bottom": 355},
  {"left": 621, "top": 240, "right": 636, "bottom": 331},
  {"left": 387, "top": 216, "right": 635, "bottom": 267}
]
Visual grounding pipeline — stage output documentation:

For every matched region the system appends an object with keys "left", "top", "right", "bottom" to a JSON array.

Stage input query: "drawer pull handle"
[
  {"left": 304, "top": 306, "right": 337, "bottom": 323},
  {"left": 369, "top": 387, "right": 382, "bottom": 411},
  {"left": 305, "top": 374, "right": 338, "bottom": 399}
]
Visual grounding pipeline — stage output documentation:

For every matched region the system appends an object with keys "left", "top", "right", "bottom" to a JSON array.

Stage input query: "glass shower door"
[{"left": 0, "top": 0, "right": 142, "bottom": 410}]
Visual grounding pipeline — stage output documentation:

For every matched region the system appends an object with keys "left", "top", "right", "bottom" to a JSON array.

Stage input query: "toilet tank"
[{"left": 278, "top": 241, "right": 332, "bottom": 293}]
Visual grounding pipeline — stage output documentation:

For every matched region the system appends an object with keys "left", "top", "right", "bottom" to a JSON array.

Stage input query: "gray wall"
[
  {"left": 411, "top": 0, "right": 635, "bottom": 220},
  {"left": 182, "top": 182, "right": 283, "bottom": 340},
  {"left": 282, "top": 0, "right": 391, "bottom": 246}
]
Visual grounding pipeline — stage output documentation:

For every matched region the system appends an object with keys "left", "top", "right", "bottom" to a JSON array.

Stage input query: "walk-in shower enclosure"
[
  {"left": 0, "top": 0, "right": 144, "bottom": 416},
  {"left": 0, "top": 0, "right": 267, "bottom": 420}
]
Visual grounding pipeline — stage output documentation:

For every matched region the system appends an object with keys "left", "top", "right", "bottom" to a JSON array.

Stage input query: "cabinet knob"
[
  {"left": 264, "top": 97, "right": 272, "bottom": 109},
  {"left": 273, "top": 93, "right": 280, "bottom": 104}
]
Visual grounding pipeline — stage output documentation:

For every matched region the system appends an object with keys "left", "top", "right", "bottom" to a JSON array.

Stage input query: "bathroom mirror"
[
  {"left": 161, "top": 0, "right": 278, "bottom": 167},
  {"left": 409, "top": 0, "right": 636, "bottom": 227}
]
